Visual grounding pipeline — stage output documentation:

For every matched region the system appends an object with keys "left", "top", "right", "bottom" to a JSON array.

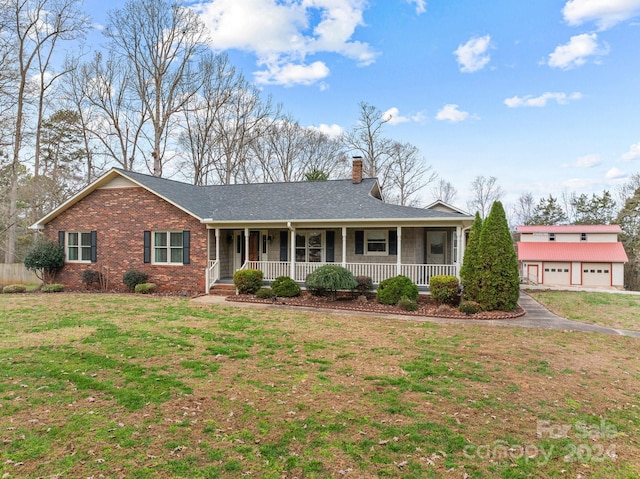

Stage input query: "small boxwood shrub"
[
  {"left": 82, "top": 269, "right": 104, "bottom": 288},
  {"left": 271, "top": 276, "right": 301, "bottom": 297},
  {"left": 233, "top": 269, "right": 264, "bottom": 294},
  {"left": 256, "top": 287, "right": 275, "bottom": 299},
  {"left": 135, "top": 283, "right": 157, "bottom": 294},
  {"left": 459, "top": 300, "right": 482, "bottom": 315},
  {"left": 305, "top": 265, "right": 357, "bottom": 300},
  {"left": 429, "top": 275, "right": 460, "bottom": 306},
  {"left": 41, "top": 283, "right": 65, "bottom": 293},
  {"left": 123, "top": 269, "right": 149, "bottom": 291},
  {"left": 355, "top": 276, "right": 373, "bottom": 295},
  {"left": 397, "top": 295, "right": 419, "bottom": 311},
  {"left": 376, "top": 275, "right": 418, "bottom": 305},
  {"left": 3, "top": 284, "right": 26, "bottom": 294}
]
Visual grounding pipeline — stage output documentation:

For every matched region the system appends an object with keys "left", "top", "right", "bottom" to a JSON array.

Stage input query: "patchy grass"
[
  {"left": 528, "top": 290, "right": 640, "bottom": 330},
  {"left": 0, "top": 294, "right": 639, "bottom": 478}
]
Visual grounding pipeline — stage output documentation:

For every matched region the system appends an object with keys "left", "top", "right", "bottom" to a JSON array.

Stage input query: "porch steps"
[{"left": 209, "top": 283, "right": 237, "bottom": 296}]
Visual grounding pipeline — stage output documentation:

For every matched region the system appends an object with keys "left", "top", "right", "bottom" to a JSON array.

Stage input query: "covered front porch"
[{"left": 204, "top": 224, "right": 466, "bottom": 292}]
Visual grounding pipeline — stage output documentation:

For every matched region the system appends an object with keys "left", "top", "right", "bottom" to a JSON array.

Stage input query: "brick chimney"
[{"left": 352, "top": 157, "right": 363, "bottom": 184}]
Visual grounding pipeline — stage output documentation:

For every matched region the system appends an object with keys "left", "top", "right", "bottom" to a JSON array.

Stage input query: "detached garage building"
[{"left": 516, "top": 225, "right": 628, "bottom": 289}]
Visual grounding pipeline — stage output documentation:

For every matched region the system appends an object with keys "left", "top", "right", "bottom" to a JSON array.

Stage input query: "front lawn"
[{"left": 1, "top": 294, "right": 638, "bottom": 478}]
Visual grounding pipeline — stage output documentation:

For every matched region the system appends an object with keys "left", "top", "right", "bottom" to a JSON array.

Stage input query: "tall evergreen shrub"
[
  {"left": 477, "top": 201, "right": 520, "bottom": 311},
  {"left": 460, "top": 212, "right": 483, "bottom": 302}
]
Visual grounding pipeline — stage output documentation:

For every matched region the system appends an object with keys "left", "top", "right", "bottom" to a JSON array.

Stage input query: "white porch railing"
[
  {"left": 239, "top": 260, "right": 458, "bottom": 287},
  {"left": 206, "top": 260, "right": 220, "bottom": 292}
]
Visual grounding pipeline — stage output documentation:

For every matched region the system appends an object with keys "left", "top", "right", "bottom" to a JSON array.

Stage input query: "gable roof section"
[
  {"left": 33, "top": 168, "right": 473, "bottom": 228},
  {"left": 424, "top": 200, "right": 470, "bottom": 216},
  {"left": 518, "top": 242, "right": 628, "bottom": 263},
  {"left": 517, "top": 225, "right": 622, "bottom": 234}
]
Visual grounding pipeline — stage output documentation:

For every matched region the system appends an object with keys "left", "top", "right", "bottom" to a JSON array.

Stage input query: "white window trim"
[
  {"left": 66, "top": 231, "right": 92, "bottom": 263},
  {"left": 364, "top": 230, "right": 388, "bottom": 256},
  {"left": 295, "top": 231, "right": 325, "bottom": 263},
  {"left": 153, "top": 231, "right": 184, "bottom": 265}
]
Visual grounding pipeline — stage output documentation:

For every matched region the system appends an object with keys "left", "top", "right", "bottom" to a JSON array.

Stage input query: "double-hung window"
[
  {"left": 295, "top": 232, "right": 323, "bottom": 262},
  {"left": 365, "top": 230, "right": 387, "bottom": 255},
  {"left": 67, "top": 232, "right": 92, "bottom": 262},
  {"left": 154, "top": 231, "right": 184, "bottom": 264}
]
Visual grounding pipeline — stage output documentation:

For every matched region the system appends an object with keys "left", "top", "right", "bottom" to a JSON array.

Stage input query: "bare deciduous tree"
[
  {"left": 512, "top": 192, "right": 535, "bottom": 226},
  {"left": 431, "top": 179, "right": 458, "bottom": 205},
  {"left": 467, "top": 175, "right": 503, "bottom": 219},
  {"left": 385, "top": 141, "right": 437, "bottom": 206}
]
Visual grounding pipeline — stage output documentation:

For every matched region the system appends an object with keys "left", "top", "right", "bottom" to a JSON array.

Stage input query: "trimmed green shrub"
[
  {"left": 397, "top": 295, "right": 419, "bottom": 311},
  {"left": 477, "top": 201, "right": 520, "bottom": 312},
  {"left": 256, "top": 287, "right": 275, "bottom": 299},
  {"left": 3, "top": 284, "right": 26, "bottom": 294},
  {"left": 41, "top": 283, "right": 65, "bottom": 293},
  {"left": 459, "top": 300, "right": 482, "bottom": 315},
  {"left": 233, "top": 269, "right": 264, "bottom": 294},
  {"left": 271, "top": 276, "right": 301, "bottom": 297},
  {"left": 305, "top": 265, "right": 357, "bottom": 300},
  {"left": 460, "top": 212, "right": 483, "bottom": 303},
  {"left": 376, "top": 275, "right": 418, "bottom": 305},
  {"left": 429, "top": 275, "right": 460, "bottom": 306},
  {"left": 123, "top": 269, "right": 149, "bottom": 291},
  {"left": 135, "top": 283, "right": 157, "bottom": 294},
  {"left": 23, "top": 240, "right": 65, "bottom": 284},
  {"left": 355, "top": 276, "right": 373, "bottom": 295},
  {"left": 82, "top": 269, "right": 104, "bottom": 288}
]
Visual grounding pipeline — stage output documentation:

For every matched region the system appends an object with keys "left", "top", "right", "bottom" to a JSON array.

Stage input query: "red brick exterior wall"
[{"left": 44, "top": 186, "right": 208, "bottom": 293}]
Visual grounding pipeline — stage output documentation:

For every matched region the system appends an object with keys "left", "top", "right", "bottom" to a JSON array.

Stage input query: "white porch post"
[
  {"left": 244, "top": 228, "right": 249, "bottom": 266},
  {"left": 456, "top": 226, "right": 462, "bottom": 266},
  {"left": 341, "top": 227, "right": 347, "bottom": 268},
  {"left": 215, "top": 228, "right": 220, "bottom": 262},
  {"left": 396, "top": 226, "right": 402, "bottom": 276},
  {"left": 290, "top": 227, "right": 296, "bottom": 279}
]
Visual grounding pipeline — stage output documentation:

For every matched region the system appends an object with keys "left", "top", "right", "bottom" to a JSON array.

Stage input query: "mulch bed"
[{"left": 225, "top": 293, "right": 526, "bottom": 320}]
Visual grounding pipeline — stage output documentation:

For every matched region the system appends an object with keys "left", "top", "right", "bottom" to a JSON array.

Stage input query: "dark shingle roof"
[{"left": 120, "top": 169, "right": 470, "bottom": 222}]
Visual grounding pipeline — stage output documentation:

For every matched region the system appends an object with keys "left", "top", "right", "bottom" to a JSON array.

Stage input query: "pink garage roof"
[
  {"left": 517, "top": 225, "right": 622, "bottom": 234},
  {"left": 517, "top": 242, "right": 628, "bottom": 263}
]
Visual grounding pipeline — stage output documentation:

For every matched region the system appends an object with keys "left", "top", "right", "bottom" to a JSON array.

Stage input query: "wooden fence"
[{"left": 0, "top": 263, "right": 41, "bottom": 285}]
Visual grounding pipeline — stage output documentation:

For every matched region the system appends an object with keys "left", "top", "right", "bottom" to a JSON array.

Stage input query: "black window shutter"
[
  {"left": 326, "top": 231, "right": 335, "bottom": 262},
  {"left": 279, "top": 231, "right": 288, "bottom": 261},
  {"left": 183, "top": 230, "right": 190, "bottom": 264},
  {"left": 389, "top": 230, "right": 397, "bottom": 255},
  {"left": 144, "top": 231, "right": 151, "bottom": 263},
  {"left": 355, "top": 230, "right": 364, "bottom": 255},
  {"left": 58, "top": 231, "right": 65, "bottom": 247},
  {"left": 90, "top": 231, "right": 97, "bottom": 263}
]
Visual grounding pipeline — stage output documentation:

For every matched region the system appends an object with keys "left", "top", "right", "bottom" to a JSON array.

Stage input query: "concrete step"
[{"left": 210, "top": 283, "right": 236, "bottom": 296}]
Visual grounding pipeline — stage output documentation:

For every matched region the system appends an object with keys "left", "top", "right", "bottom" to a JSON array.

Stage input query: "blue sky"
[{"left": 84, "top": 0, "right": 640, "bottom": 210}]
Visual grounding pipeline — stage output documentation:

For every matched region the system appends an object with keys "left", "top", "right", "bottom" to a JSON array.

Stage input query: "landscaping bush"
[
  {"left": 3, "top": 284, "right": 26, "bottom": 294},
  {"left": 135, "top": 283, "right": 157, "bottom": 294},
  {"left": 233, "top": 269, "right": 264, "bottom": 294},
  {"left": 256, "top": 287, "right": 275, "bottom": 299},
  {"left": 82, "top": 269, "right": 104, "bottom": 288},
  {"left": 305, "top": 265, "right": 357, "bottom": 300},
  {"left": 459, "top": 300, "right": 482, "bottom": 315},
  {"left": 397, "top": 295, "right": 419, "bottom": 312},
  {"left": 41, "top": 283, "right": 65, "bottom": 293},
  {"left": 23, "top": 240, "right": 65, "bottom": 284},
  {"left": 376, "top": 275, "right": 418, "bottom": 305},
  {"left": 123, "top": 269, "right": 149, "bottom": 291},
  {"left": 271, "top": 276, "right": 301, "bottom": 297},
  {"left": 355, "top": 275, "right": 373, "bottom": 296},
  {"left": 429, "top": 275, "right": 460, "bottom": 306}
]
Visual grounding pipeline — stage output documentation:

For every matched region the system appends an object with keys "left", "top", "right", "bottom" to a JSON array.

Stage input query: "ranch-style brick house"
[
  {"left": 517, "top": 224, "right": 628, "bottom": 289},
  {"left": 31, "top": 160, "right": 475, "bottom": 293}
]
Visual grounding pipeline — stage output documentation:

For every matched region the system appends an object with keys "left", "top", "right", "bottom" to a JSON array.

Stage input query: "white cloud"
[
  {"left": 573, "top": 154, "right": 602, "bottom": 168},
  {"left": 606, "top": 167, "right": 627, "bottom": 179},
  {"left": 504, "top": 92, "right": 583, "bottom": 108},
  {"left": 198, "top": 0, "right": 378, "bottom": 87},
  {"left": 563, "top": 0, "right": 640, "bottom": 30},
  {"left": 382, "top": 107, "right": 426, "bottom": 125},
  {"left": 453, "top": 35, "right": 493, "bottom": 73},
  {"left": 435, "top": 104, "right": 469, "bottom": 123},
  {"left": 548, "top": 33, "right": 609, "bottom": 70},
  {"left": 309, "top": 123, "right": 344, "bottom": 138},
  {"left": 622, "top": 142, "right": 640, "bottom": 161},
  {"left": 407, "top": 0, "right": 427, "bottom": 14}
]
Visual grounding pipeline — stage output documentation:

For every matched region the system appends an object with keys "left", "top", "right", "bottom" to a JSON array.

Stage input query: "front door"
[
  {"left": 527, "top": 264, "right": 539, "bottom": 284},
  {"left": 426, "top": 231, "right": 446, "bottom": 264},
  {"left": 249, "top": 231, "right": 260, "bottom": 261}
]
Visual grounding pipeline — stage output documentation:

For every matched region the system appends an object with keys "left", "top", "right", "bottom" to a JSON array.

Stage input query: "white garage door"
[
  {"left": 543, "top": 263, "right": 571, "bottom": 285},
  {"left": 582, "top": 263, "right": 611, "bottom": 287}
]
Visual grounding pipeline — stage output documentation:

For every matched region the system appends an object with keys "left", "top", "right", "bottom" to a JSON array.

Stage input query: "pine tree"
[
  {"left": 615, "top": 186, "right": 640, "bottom": 290},
  {"left": 477, "top": 201, "right": 520, "bottom": 311},
  {"left": 527, "top": 195, "right": 567, "bottom": 225},
  {"left": 460, "top": 212, "right": 483, "bottom": 302}
]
